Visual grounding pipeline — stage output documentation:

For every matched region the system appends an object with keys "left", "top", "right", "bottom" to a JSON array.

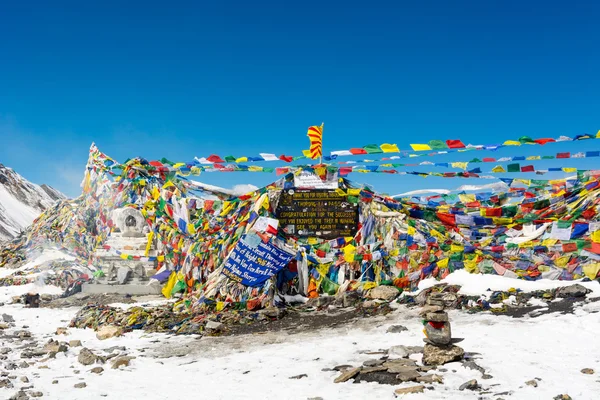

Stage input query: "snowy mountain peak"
[{"left": 0, "top": 163, "right": 66, "bottom": 241}]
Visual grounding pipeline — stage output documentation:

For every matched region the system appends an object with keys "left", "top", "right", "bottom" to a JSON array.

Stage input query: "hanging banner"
[
  {"left": 221, "top": 234, "right": 294, "bottom": 287},
  {"left": 277, "top": 189, "right": 359, "bottom": 239}
]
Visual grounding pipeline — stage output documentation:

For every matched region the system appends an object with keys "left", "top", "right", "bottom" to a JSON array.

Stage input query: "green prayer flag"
[
  {"left": 507, "top": 163, "right": 521, "bottom": 172},
  {"left": 363, "top": 144, "right": 383, "bottom": 154},
  {"left": 428, "top": 140, "right": 448, "bottom": 150}
]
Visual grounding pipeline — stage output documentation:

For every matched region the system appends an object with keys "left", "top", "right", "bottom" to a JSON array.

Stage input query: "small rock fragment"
[
  {"left": 459, "top": 379, "right": 480, "bottom": 391},
  {"left": 289, "top": 374, "right": 308, "bottom": 379},
  {"left": 74, "top": 382, "right": 86, "bottom": 388},
  {"left": 334, "top": 367, "right": 361, "bottom": 383},
  {"left": 69, "top": 340, "right": 82, "bottom": 347},
  {"left": 55, "top": 328, "right": 68, "bottom": 335},
  {"left": 394, "top": 385, "right": 425, "bottom": 395},
  {"left": 416, "top": 374, "right": 443, "bottom": 384},
  {"left": 96, "top": 325, "right": 122, "bottom": 340},
  {"left": 90, "top": 367, "right": 104, "bottom": 374},
  {"left": 525, "top": 379, "right": 538, "bottom": 387},
  {"left": 111, "top": 356, "right": 135, "bottom": 369},
  {"left": 581, "top": 368, "right": 594, "bottom": 375},
  {"left": 386, "top": 325, "right": 408, "bottom": 333},
  {"left": 78, "top": 348, "right": 99, "bottom": 366}
]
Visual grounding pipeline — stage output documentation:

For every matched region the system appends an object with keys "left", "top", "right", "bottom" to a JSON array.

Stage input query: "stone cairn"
[{"left": 420, "top": 292, "right": 464, "bottom": 365}]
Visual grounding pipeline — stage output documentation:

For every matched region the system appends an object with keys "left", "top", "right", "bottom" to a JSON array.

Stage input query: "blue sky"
[{"left": 0, "top": 1, "right": 599, "bottom": 197}]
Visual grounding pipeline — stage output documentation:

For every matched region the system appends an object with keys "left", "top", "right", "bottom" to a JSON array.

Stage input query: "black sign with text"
[{"left": 276, "top": 189, "right": 359, "bottom": 239}]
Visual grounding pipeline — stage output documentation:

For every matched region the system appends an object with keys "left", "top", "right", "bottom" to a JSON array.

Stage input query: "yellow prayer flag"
[
  {"left": 380, "top": 143, "right": 400, "bottom": 153},
  {"left": 451, "top": 244, "right": 464, "bottom": 252},
  {"left": 583, "top": 263, "right": 600, "bottom": 280},
  {"left": 235, "top": 156, "right": 248, "bottom": 163},
  {"left": 503, "top": 140, "right": 521, "bottom": 146},
  {"left": 526, "top": 156, "right": 541, "bottom": 160},
  {"left": 591, "top": 230, "right": 600, "bottom": 243},
  {"left": 493, "top": 217, "right": 513, "bottom": 225},
  {"left": 410, "top": 144, "right": 432, "bottom": 151},
  {"left": 562, "top": 167, "right": 577, "bottom": 173},
  {"left": 451, "top": 162, "right": 468, "bottom": 170},
  {"left": 491, "top": 165, "right": 506, "bottom": 173},
  {"left": 437, "top": 258, "right": 449, "bottom": 269},
  {"left": 407, "top": 226, "right": 416, "bottom": 235}
]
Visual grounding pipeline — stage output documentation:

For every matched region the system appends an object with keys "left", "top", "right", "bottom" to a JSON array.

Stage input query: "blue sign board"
[{"left": 222, "top": 234, "right": 294, "bottom": 287}]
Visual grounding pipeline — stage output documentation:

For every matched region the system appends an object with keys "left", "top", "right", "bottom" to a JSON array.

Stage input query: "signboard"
[
  {"left": 293, "top": 170, "right": 338, "bottom": 189},
  {"left": 222, "top": 234, "right": 294, "bottom": 287},
  {"left": 277, "top": 189, "right": 359, "bottom": 239}
]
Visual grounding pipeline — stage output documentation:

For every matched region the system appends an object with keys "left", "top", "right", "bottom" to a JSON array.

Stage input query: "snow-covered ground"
[{"left": 1, "top": 250, "right": 599, "bottom": 399}]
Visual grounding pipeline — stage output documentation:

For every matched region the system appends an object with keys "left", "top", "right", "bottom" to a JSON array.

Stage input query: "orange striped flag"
[{"left": 306, "top": 123, "right": 323, "bottom": 160}]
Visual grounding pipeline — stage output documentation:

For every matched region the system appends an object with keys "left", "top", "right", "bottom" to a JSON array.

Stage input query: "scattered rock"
[
  {"left": 395, "top": 367, "right": 421, "bottom": 382},
  {"left": 69, "top": 340, "right": 82, "bottom": 348},
  {"left": 8, "top": 391, "right": 29, "bottom": 400},
  {"left": 78, "top": 348, "right": 99, "bottom": 366},
  {"left": 2, "top": 314, "right": 15, "bottom": 323},
  {"left": 40, "top": 293, "right": 53, "bottom": 301},
  {"left": 16, "top": 331, "right": 31, "bottom": 339},
  {"left": 18, "top": 362, "right": 29, "bottom": 369},
  {"left": 43, "top": 340, "right": 67, "bottom": 354},
  {"left": 361, "top": 300, "right": 379, "bottom": 308},
  {"left": 90, "top": 367, "right": 104, "bottom": 374},
  {"left": 389, "top": 345, "right": 422, "bottom": 358},
  {"left": 553, "top": 395, "right": 573, "bottom": 400},
  {"left": 259, "top": 307, "right": 285, "bottom": 319},
  {"left": 54, "top": 328, "right": 68, "bottom": 335},
  {"left": 394, "top": 385, "right": 425, "bottom": 395},
  {"left": 104, "top": 346, "right": 127, "bottom": 353},
  {"left": 205, "top": 320, "right": 224, "bottom": 333},
  {"left": 29, "top": 392, "right": 43, "bottom": 398},
  {"left": 289, "top": 374, "right": 307, "bottom": 379},
  {"left": 20, "top": 377, "right": 28, "bottom": 383},
  {"left": 334, "top": 367, "right": 361, "bottom": 383},
  {"left": 422, "top": 344, "right": 464, "bottom": 366},
  {"left": 383, "top": 359, "right": 418, "bottom": 372},
  {"left": 360, "top": 366, "right": 388, "bottom": 374},
  {"left": 386, "top": 325, "right": 408, "bottom": 333},
  {"left": 0, "top": 348, "right": 11, "bottom": 354},
  {"left": 459, "top": 379, "right": 480, "bottom": 391},
  {"left": 525, "top": 379, "right": 538, "bottom": 387},
  {"left": 96, "top": 325, "right": 122, "bottom": 340},
  {"left": 462, "top": 360, "right": 486, "bottom": 374},
  {"left": 111, "top": 356, "right": 135, "bottom": 369},
  {"left": 581, "top": 368, "right": 594, "bottom": 375},
  {"left": 369, "top": 286, "right": 400, "bottom": 301},
  {"left": 333, "top": 364, "right": 353, "bottom": 371},
  {"left": 51, "top": 381, "right": 58, "bottom": 385},
  {"left": 557, "top": 284, "right": 591, "bottom": 298},
  {"left": 1, "top": 378, "right": 14, "bottom": 388},
  {"left": 74, "top": 382, "right": 86, "bottom": 389},
  {"left": 363, "top": 359, "right": 385, "bottom": 367},
  {"left": 482, "top": 374, "right": 493, "bottom": 380},
  {"left": 0, "top": 323, "right": 10, "bottom": 330},
  {"left": 416, "top": 374, "right": 443, "bottom": 384},
  {"left": 354, "top": 370, "right": 400, "bottom": 385},
  {"left": 341, "top": 291, "right": 360, "bottom": 307}
]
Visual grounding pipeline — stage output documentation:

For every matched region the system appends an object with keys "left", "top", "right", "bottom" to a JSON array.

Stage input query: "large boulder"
[
  {"left": 369, "top": 286, "right": 400, "bottom": 301},
  {"left": 556, "top": 284, "right": 591, "bottom": 298},
  {"left": 422, "top": 343, "right": 464, "bottom": 366}
]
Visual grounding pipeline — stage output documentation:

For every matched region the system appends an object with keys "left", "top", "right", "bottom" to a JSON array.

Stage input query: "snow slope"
[{"left": 0, "top": 163, "right": 65, "bottom": 241}]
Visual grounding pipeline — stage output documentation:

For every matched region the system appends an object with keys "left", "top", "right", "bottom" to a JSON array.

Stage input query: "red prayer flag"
[
  {"left": 534, "top": 138, "right": 556, "bottom": 145},
  {"left": 557, "top": 152, "right": 570, "bottom": 159},
  {"left": 562, "top": 242, "right": 578, "bottom": 252},
  {"left": 483, "top": 158, "right": 496, "bottom": 162},
  {"left": 485, "top": 207, "right": 502, "bottom": 217},
  {"left": 521, "top": 165, "right": 535, "bottom": 172},
  {"left": 207, "top": 154, "right": 225, "bottom": 163},
  {"left": 446, "top": 139, "right": 466, "bottom": 149},
  {"left": 349, "top": 148, "right": 367, "bottom": 155},
  {"left": 338, "top": 167, "right": 353, "bottom": 176},
  {"left": 279, "top": 155, "right": 293, "bottom": 162},
  {"left": 436, "top": 212, "right": 456, "bottom": 226}
]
